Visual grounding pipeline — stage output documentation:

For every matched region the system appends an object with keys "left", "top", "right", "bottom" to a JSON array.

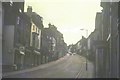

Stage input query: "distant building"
[
  {"left": 75, "top": 36, "right": 87, "bottom": 56},
  {"left": 48, "top": 23, "right": 66, "bottom": 59},
  {"left": 41, "top": 28, "right": 57, "bottom": 63},
  {"left": 41, "top": 23, "right": 67, "bottom": 62}
]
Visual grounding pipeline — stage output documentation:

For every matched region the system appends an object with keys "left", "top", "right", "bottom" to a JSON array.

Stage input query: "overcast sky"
[{"left": 24, "top": 0, "right": 102, "bottom": 45}]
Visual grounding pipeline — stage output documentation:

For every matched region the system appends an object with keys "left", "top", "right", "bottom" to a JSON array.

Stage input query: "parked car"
[
  {"left": 69, "top": 52, "right": 72, "bottom": 55},
  {"left": 73, "top": 53, "right": 76, "bottom": 55}
]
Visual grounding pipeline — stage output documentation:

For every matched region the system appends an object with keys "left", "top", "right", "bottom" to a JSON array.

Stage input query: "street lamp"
[{"left": 80, "top": 28, "right": 88, "bottom": 71}]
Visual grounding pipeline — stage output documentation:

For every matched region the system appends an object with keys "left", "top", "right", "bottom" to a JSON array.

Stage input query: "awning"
[
  {"left": 34, "top": 50, "right": 41, "bottom": 55},
  {"left": 20, "top": 51, "right": 25, "bottom": 55}
]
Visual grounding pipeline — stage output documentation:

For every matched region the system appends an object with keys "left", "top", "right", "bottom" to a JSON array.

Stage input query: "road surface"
[{"left": 3, "top": 54, "right": 94, "bottom": 78}]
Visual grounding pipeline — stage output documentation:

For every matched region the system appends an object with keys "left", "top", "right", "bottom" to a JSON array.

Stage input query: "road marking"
[{"left": 75, "top": 64, "right": 83, "bottom": 78}]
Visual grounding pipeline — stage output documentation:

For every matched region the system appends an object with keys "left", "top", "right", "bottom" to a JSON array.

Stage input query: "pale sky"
[{"left": 24, "top": 0, "right": 102, "bottom": 45}]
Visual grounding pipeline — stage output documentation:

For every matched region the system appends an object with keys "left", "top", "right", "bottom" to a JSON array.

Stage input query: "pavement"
[
  {"left": 0, "top": 65, "right": 2, "bottom": 79},
  {"left": 2, "top": 54, "right": 95, "bottom": 78}
]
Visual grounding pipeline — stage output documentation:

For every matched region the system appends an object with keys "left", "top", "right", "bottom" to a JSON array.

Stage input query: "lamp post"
[{"left": 80, "top": 29, "right": 88, "bottom": 71}]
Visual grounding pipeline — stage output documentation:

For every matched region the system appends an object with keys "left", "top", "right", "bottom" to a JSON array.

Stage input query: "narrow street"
[
  {"left": 1, "top": 1, "right": 120, "bottom": 78},
  {"left": 3, "top": 54, "right": 94, "bottom": 78}
]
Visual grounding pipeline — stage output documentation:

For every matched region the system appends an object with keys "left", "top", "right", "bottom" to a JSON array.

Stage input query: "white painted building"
[{"left": 30, "top": 22, "right": 41, "bottom": 49}]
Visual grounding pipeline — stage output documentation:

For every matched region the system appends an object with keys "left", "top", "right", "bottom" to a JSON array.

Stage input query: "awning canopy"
[
  {"left": 20, "top": 51, "right": 25, "bottom": 55},
  {"left": 34, "top": 50, "right": 41, "bottom": 55}
]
